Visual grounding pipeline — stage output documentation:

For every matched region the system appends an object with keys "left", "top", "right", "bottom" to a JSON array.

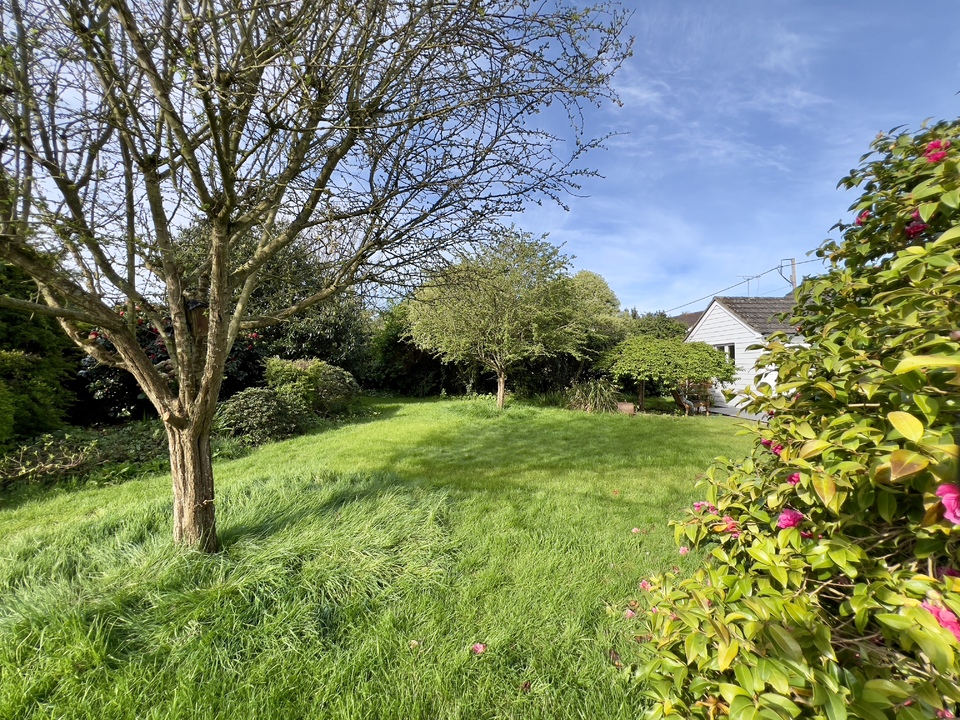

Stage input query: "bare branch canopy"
[{"left": 0, "top": 0, "right": 631, "bottom": 549}]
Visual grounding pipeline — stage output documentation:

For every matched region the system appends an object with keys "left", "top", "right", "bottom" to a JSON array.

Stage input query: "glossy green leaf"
[
  {"left": 914, "top": 394, "right": 940, "bottom": 423},
  {"left": 876, "top": 491, "right": 896, "bottom": 522},
  {"left": 758, "top": 694, "right": 801, "bottom": 718},
  {"left": 908, "top": 626, "right": 954, "bottom": 671},
  {"left": 766, "top": 625, "right": 803, "bottom": 662},
  {"left": 889, "top": 449, "right": 929, "bottom": 481},
  {"left": 799, "top": 440, "right": 831, "bottom": 460},
  {"left": 717, "top": 640, "right": 739, "bottom": 671},
  {"left": 893, "top": 355, "right": 960, "bottom": 374},
  {"left": 874, "top": 613, "right": 916, "bottom": 630},
  {"left": 887, "top": 411, "right": 924, "bottom": 442},
  {"left": 823, "top": 690, "right": 848, "bottom": 720}
]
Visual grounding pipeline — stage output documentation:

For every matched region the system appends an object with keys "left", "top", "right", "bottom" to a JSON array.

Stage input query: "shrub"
[
  {"left": 216, "top": 387, "right": 311, "bottom": 446},
  {"left": 565, "top": 377, "right": 620, "bottom": 413},
  {"left": 0, "top": 380, "right": 14, "bottom": 450},
  {"left": 264, "top": 357, "right": 360, "bottom": 416},
  {"left": 630, "top": 124, "right": 960, "bottom": 718},
  {"left": 0, "top": 264, "right": 79, "bottom": 434},
  {"left": 0, "top": 349, "right": 70, "bottom": 438}
]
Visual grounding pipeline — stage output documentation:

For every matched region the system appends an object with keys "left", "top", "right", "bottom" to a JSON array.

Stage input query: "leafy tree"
[
  {"left": 607, "top": 336, "right": 734, "bottom": 411},
  {"left": 632, "top": 124, "right": 960, "bottom": 718},
  {"left": 0, "top": 0, "right": 629, "bottom": 550},
  {"left": 407, "top": 231, "right": 585, "bottom": 409},
  {"left": 625, "top": 309, "right": 689, "bottom": 340},
  {"left": 512, "top": 270, "right": 628, "bottom": 396}
]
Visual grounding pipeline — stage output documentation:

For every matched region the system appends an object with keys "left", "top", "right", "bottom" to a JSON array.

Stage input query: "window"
[{"left": 715, "top": 344, "right": 736, "bottom": 362}]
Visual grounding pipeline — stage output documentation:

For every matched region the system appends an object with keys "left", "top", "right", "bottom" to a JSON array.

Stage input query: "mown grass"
[{"left": 0, "top": 397, "right": 753, "bottom": 719}]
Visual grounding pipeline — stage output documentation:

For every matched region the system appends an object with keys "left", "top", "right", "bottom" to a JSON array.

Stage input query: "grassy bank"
[{"left": 0, "top": 397, "right": 752, "bottom": 719}]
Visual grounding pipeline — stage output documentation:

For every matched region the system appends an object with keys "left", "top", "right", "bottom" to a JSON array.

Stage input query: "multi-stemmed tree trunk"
[{"left": 0, "top": 0, "right": 629, "bottom": 551}]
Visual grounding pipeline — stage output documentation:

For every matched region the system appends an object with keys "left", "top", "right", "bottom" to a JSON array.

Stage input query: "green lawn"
[{"left": 0, "top": 397, "right": 752, "bottom": 720}]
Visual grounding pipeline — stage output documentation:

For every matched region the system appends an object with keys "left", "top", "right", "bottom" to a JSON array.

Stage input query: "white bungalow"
[{"left": 684, "top": 296, "right": 797, "bottom": 414}]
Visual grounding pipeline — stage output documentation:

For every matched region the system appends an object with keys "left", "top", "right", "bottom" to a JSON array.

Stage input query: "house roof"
[
  {"left": 713, "top": 296, "right": 796, "bottom": 336},
  {"left": 672, "top": 310, "right": 704, "bottom": 328}
]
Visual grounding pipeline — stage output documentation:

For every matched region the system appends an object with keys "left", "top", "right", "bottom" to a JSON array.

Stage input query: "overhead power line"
[{"left": 665, "top": 258, "right": 822, "bottom": 314}]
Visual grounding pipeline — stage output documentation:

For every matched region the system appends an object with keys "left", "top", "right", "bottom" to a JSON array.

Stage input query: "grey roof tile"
[{"left": 714, "top": 296, "right": 797, "bottom": 336}]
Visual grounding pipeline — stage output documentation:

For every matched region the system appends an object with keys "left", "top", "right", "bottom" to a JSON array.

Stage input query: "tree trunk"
[
  {"left": 496, "top": 372, "right": 507, "bottom": 410},
  {"left": 639, "top": 379, "right": 645, "bottom": 412},
  {"left": 167, "top": 423, "right": 219, "bottom": 553}
]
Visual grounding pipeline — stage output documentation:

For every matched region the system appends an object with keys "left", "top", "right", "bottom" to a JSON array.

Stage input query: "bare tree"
[{"left": 0, "top": 0, "right": 630, "bottom": 551}]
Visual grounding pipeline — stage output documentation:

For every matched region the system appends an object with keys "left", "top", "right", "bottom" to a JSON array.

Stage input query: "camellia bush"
[{"left": 632, "top": 122, "right": 960, "bottom": 719}]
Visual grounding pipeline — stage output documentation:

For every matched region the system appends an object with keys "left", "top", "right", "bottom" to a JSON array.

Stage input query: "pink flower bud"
[{"left": 678, "top": 546, "right": 689, "bottom": 556}]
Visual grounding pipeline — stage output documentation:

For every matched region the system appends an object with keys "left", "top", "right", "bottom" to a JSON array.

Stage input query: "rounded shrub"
[
  {"left": 631, "top": 123, "right": 960, "bottom": 718},
  {"left": 216, "top": 387, "right": 311, "bottom": 446},
  {"left": 264, "top": 357, "right": 360, "bottom": 416}
]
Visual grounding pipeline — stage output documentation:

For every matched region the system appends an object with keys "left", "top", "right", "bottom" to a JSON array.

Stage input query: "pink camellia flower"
[
  {"left": 640, "top": 580, "right": 652, "bottom": 591},
  {"left": 926, "top": 151, "right": 948, "bottom": 163},
  {"left": 922, "top": 602, "right": 960, "bottom": 642},
  {"left": 471, "top": 643, "right": 487, "bottom": 655},
  {"left": 936, "top": 484, "right": 960, "bottom": 524},
  {"left": 905, "top": 221, "right": 928, "bottom": 237},
  {"left": 624, "top": 609, "right": 636, "bottom": 619},
  {"left": 760, "top": 438, "right": 772, "bottom": 448},
  {"left": 679, "top": 546, "right": 689, "bottom": 556},
  {"left": 719, "top": 516, "right": 739, "bottom": 536},
  {"left": 927, "top": 139, "right": 951, "bottom": 151},
  {"left": 855, "top": 210, "right": 871, "bottom": 225},
  {"left": 772, "top": 444, "right": 784, "bottom": 457},
  {"left": 939, "top": 566, "right": 960, "bottom": 579},
  {"left": 935, "top": 709, "right": 955, "bottom": 719},
  {"left": 800, "top": 531, "right": 813, "bottom": 539},
  {"left": 693, "top": 502, "right": 718, "bottom": 514},
  {"left": 777, "top": 508, "right": 804, "bottom": 529},
  {"left": 788, "top": 473, "right": 801, "bottom": 485}
]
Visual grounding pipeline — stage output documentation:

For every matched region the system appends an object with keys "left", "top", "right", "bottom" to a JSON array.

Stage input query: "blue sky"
[{"left": 516, "top": 0, "right": 960, "bottom": 314}]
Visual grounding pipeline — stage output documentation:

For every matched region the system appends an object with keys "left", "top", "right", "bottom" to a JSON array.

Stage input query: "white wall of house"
[{"left": 685, "top": 302, "right": 765, "bottom": 396}]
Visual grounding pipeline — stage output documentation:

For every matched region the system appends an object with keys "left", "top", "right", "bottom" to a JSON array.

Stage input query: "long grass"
[{"left": 0, "top": 397, "right": 752, "bottom": 719}]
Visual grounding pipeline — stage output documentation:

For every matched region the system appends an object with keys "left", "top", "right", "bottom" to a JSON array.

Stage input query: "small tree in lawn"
[
  {"left": 607, "top": 336, "right": 734, "bottom": 411},
  {"left": 0, "top": 0, "right": 630, "bottom": 551},
  {"left": 631, "top": 123, "right": 960, "bottom": 718},
  {"left": 511, "top": 269, "right": 629, "bottom": 397},
  {"left": 406, "top": 231, "right": 585, "bottom": 409}
]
